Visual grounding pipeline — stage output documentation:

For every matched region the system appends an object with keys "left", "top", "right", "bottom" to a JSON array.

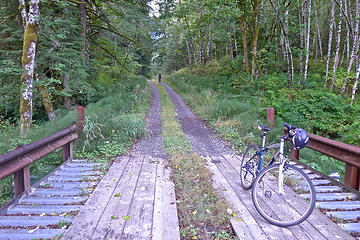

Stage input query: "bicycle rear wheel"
[
  {"left": 240, "top": 144, "right": 260, "bottom": 190},
  {"left": 252, "top": 163, "right": 316, "bottom": 227}
]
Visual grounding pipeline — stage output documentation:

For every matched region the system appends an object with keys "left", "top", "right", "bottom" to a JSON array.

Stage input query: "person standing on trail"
[{"left": 158, "top": 72, "right": 162, "bottom": 82}]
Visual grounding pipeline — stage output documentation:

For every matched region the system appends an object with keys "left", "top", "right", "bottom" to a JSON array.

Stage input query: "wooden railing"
[
  {"left": 267, "top": 107, "right": 360, "bottom": 191},
  {"left": 0, "top": 125, "right": 78, "bottom": 196}
]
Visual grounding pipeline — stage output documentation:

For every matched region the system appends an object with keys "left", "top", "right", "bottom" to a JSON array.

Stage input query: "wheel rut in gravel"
[{"left": 161, "top": 82, "right": 355, "bottom": 240}]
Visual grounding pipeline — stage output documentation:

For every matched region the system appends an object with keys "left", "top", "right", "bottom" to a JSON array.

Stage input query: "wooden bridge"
[{"left": 0, "top": 83, "right": 359, "bottom": 240}]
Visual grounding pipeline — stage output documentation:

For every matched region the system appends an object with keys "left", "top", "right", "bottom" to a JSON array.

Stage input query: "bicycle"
[{"left": 240, "top": 123, "right": 316, "bottom": 227}]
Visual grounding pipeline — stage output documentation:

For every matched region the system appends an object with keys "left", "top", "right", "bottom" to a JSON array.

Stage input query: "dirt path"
[
  {"left": 130, "top": 83, "right": 166, "bottom": 158},
  {"left": 161, "top": 82, "right": 235, "bottom": 156}
]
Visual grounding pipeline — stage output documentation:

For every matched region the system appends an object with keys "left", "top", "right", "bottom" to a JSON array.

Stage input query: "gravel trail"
[
  {"left": 130, "top": 83, "right": 165, "bottom": 158},
  {"left": 161, "top": 82, "right": 235, "bottom": 156}
]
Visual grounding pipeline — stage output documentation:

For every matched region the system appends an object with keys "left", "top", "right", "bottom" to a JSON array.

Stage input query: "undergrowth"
[
  {"left": 164, "top": 69, "right": 347, "bottom": 181},
  {"left": 158, "top": 82, "right": 236, "bottom": 240},
  {"left": 0, "top": 77, "right": 149, "bottom": 208}
]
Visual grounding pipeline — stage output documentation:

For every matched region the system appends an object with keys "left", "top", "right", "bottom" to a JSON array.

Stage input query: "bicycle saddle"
[{"left": 258, "top": 125, "right": 271, "bottom": 132}]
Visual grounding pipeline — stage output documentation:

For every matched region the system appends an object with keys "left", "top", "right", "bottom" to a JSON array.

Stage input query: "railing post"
[
  {"left": 13, "top": 165, "right": 30, "bottom": 197},
  {"left": 76, "top": 105, "right": 84, "bottom": 132},
  {"left": 63, "top": 141, "right": 73, "bottom": 162},
  {"left": 267, "top": 107, "right": 275, "bottom": 129},
  {"left": 344, "top": 164, "right": 360, "bottom": 190}
]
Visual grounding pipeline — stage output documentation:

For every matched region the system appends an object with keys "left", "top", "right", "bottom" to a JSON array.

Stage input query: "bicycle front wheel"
[
  {"left": 252, "top": 163, "right": 316, "bottom": 227},
  {"left": 240, "top": 144, "right": 259, "bottom": 190}
]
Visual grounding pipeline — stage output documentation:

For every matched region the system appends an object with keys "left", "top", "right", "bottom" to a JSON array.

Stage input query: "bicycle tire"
[
  {"left": 252, "top": 163, "right": 316, "bottom": 227},
  {"left": 240, "top": 144, "right": 260, "bottom": 190}
]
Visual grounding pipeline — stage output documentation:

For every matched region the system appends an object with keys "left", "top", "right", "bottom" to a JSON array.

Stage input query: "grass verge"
[
  {"left": 157, "top": 82, "right": 236, "bottom": 240},
  {"left": 0, "top": 77, "right": 150, "bottom": 208},
  {"left": 164, "top": 71, "right": 346, "bottom": 179}
]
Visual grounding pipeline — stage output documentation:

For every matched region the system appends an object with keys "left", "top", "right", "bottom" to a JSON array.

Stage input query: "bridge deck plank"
[
  {"left": 61, "top": 155, "right": 180, "bottom": 240},
  {"left": 208, "top": 155, "right": 355, "bottom": 240}
]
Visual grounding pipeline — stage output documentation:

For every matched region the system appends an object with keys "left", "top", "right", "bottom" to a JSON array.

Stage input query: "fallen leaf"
[
  {"left": 28, "top": 226, "right": 39, "bottom": 233},
  {"left": 113, "top": 179, "right": 116, "bottom": 182},
  {"left": 124, "top": 216, "right": 130, "bottom": 220},
  {"left": 59, "top": 213, "right": 67, "bottom": 216},
  {"left": 130, "top": 173, "right": 134, "bottom": 176},
  {"left": 192, "top": 210, "right": 197, "bottom": 216},
  {"left": 236, "top": 218, "right": 242, "bottom": 222},
  {"left": 233, "top": 213, "right": 237, "bottom": 217},
  {"left": 346, "top": 195, "right": 351, "bottom": 200},
  {"left": 61, "top": 225, "right": 67, "bottom": 229},
  {"left": 227, "top": 208, "right": 233, "bottom": 215},
  {"left": 114, "top": 193, "right": 121, "bottom": 197}
]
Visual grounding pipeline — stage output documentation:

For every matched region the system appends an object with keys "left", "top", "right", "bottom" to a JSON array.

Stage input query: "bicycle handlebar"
[{"left": 284, "top": 122, "right": 297, "bottom": 139}]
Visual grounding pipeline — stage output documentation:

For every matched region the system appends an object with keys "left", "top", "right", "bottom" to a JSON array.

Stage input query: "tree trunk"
[
  {"left": 79, "top": 0, "right": 88, "bottom": 61},
  {"left": 298, "top": 0, "right": 305, "bottom": 75},
  {"left": 350, "top": 63, "right": 360, "bottom": 105},
  {"left": 238, "top": 0, "right": 250, "bottom": 73},
  {"left": 330, "top": 0, "right": 343, "bottom": 91},
  {"left": 63, "top": 72, "right": 72, "bottom": 110},
  {"left": 270, "top": 0, "right": 294, "bottom": 83},
  {"left": 251, "top": 0, "right": 259, "bottom": 76},
  {"left": 314, "top": 0, "right": 323, "bottom": 58},
  {"left": 19, "top": 0, "right": 28, "bottom": 31},
  {"left": 304, "top": 0, "right": 312, "bottom": 82},
  {"left": 20, "top": 0, "right": 40, "bottom": 136},
  {"left": 38, "top": 84, "right": 56, "bottom": 121},
  {"left": 341, "top": 0, "right": 360, "bottom": 94},
  {"left": 186, "top": 40, "right": 192, "bottom": 65},
  {"left": 325, "top": 0, "right": 336, "bottom": 85}
]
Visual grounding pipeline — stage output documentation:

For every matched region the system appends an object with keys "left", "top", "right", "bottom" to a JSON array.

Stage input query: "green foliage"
[{"left": 0, "top": 76, "right": 149, "bottom": 207}]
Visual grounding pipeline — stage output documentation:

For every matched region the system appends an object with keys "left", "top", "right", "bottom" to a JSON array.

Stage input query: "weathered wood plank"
[
  {"left": 61, "top": 156, "right": 132, "bottom": 240},
  {"left": 206, "top": 157, "right": 268, "bottom": 240},
  {"left": 152, "top": 159, "right": 180, "bottom": 240},
  {"left": 222, "top": 155, "right": 355, "bottom": 240},
  {"left": 91, "top": 156, "right": 144, "bottom": 240},
  {"left": 210, "top": 155, "right": 299, "bottom": 240},
  {"left": 121, "top": 155, "right": 157, "bottom": 239}
]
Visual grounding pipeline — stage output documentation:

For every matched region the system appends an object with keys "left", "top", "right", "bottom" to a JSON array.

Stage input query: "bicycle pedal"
[{"left": 264, "top": 190, "right": 272, "bottom": 198}]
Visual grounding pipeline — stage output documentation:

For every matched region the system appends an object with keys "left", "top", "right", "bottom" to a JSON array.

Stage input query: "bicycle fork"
[{"left": 278, "top": 138, "right": 286, "bottom": 195}]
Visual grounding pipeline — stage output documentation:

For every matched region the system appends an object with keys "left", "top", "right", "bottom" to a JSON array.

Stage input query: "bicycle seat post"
[{"left": 261, "top": 132, "right": 267, "bottom": 149}]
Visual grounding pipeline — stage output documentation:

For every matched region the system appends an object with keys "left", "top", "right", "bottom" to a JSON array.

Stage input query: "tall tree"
[
  {"left": 19, "top": 0, "right": 40, "bottom": 136},
  {"left": 341, "top": 0, "right": 360, "bottom": 94},
  {"left": 303, "top": 0, "right": 312, "bottom": 82},
  {"left": 330, "top": 0, "right": 342, "bottom": 91},
  {"left": 325, "top": 0, "right": 335, "bottom": 85}
]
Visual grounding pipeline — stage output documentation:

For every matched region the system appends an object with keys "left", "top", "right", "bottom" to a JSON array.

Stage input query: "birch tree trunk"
[
  {"left": 325, "top": 0, "right": 336, "bottom": 84},
  {"left": 298, "top": 0, "right": 305, "bottom": 75},
  {"left": 20, "top": 0, "right": 40, "bottom": 136},
  {"left": 330, "top": 0, "right": 343, "bottom": 91},
  {"left": 304, "top": 0, "right": 312, "bottom": 82},
  {"left": 19, "top": 0, "right": 28, "bottom": 31},
  {"left": 350, "top": 64, "right": 360, "bottom": 105},
  {"left": 341, "top": 0, "right": 360, "bottom": 94},
  {"left": 186, "top": 40, "right": 192, "bottom": 65},
  {"left": 270, "top": 0, "right": 294, "bottom": 83},
  {"left": 314, "top": 0, "right": 323, "bottom": 58}
]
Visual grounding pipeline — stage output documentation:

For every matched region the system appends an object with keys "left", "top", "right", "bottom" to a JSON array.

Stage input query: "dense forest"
[
  {"left": 0, "top": 1, "right": 359, "bottom": 238},
  {"left": 153, "top": 0, "right": 360, "bottom": 145}
]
